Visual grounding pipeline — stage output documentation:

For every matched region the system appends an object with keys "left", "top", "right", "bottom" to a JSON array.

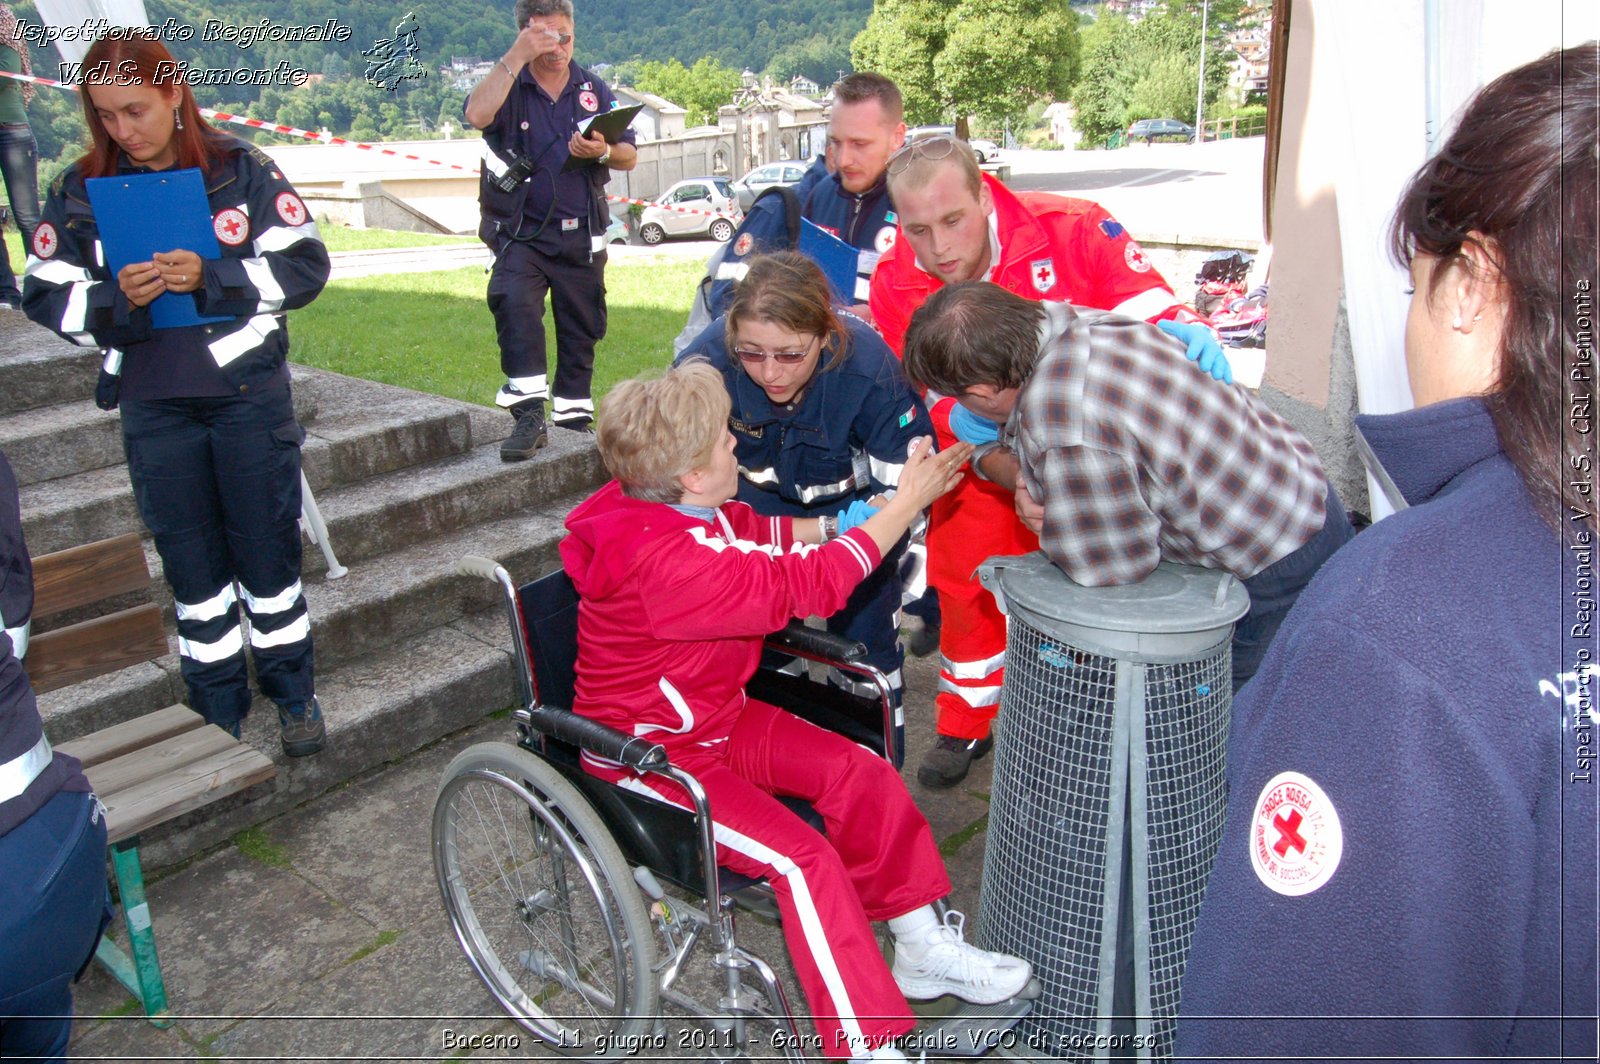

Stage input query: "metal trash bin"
[{"left": 975, "top": 553, "right": 1249, "bottom": 1062}]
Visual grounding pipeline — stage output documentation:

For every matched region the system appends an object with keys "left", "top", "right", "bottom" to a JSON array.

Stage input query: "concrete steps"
[{"left": 2, "top": 314, "right": 607, "bottom": 870}]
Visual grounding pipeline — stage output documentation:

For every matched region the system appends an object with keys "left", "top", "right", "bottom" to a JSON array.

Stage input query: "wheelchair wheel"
[{"left": 433, "top": 742, "right": 658, "bottom": 1056}]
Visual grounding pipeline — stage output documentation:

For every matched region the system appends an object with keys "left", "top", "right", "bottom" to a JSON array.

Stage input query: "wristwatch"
[
  {"left": 597, "top": 148, "right": 612, "bottom": 166},
  {"left": 819, "top": 515, "right": 837, "bottom": 541}
]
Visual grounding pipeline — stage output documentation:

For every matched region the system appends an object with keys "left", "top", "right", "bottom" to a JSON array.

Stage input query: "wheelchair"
[{"left": 432, "top": 556, "right": 1033, "bottom": 1061}]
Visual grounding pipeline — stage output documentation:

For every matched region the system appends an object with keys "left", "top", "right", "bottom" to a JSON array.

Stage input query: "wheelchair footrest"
[{"left": 905, "top": 994, "right": 1035, "bottom": 1058}]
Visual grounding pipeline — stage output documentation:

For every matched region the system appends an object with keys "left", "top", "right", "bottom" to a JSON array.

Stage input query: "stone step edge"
[{"left": 36, "top": 483, "right": 589, "bottom": 744}]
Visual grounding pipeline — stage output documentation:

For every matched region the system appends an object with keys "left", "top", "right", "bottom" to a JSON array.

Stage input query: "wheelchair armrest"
[
  {"left": 525, "top": 707, "right": 668, "bottom": 772},
  {"left": 765, "top": 621, "right": 867, "bottom": 664}
]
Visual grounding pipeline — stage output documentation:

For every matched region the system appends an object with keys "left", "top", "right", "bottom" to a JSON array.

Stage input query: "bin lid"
[{"left": 979, "top": 552, "right": 1249, "bottom": 635}]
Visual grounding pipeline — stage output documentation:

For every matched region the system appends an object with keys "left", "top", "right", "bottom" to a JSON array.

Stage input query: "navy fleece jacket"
[{"left": 1176, "top": 397, "right": 1597, "bottom": 1061}]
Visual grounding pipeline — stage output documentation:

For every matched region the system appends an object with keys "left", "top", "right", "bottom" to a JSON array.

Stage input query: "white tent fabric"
[
  {"left": 31, "top": 0, "right": 149, "bottom": 65},
  {"left": 1316, "top": 0, "right": 1599, "bottom": 517}
]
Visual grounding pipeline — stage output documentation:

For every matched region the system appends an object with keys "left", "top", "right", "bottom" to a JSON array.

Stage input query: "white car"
[
  {"left": 907, "top": 125, "right": 999, "bottom": 163},
  {"left": 638, "top": 178, "right": 743, "bottom": 245},
  {"left": 970, "top": 138, "right": 1001, "bottom": 162}
]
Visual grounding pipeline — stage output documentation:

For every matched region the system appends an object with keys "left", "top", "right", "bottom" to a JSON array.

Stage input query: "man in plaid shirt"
[{"left": 902, "top": 282, "right": 1356, "bottom": 690}]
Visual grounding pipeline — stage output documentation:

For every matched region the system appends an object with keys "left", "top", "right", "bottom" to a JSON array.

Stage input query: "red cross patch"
[
  {"left": 733, "top": 232, "right": 754, "bottom": 257},
  {"left": 1124, "top": 241, "right": 1153, "bottom": 273},
  {"left": 874, "top": 225, "right": 897, "bottom": 254},
  {"left": 1031, "top": 258, "right": 1056, "bottom": 293},
  {"left": 579, "top": 91, "right": 599, "bottom": 112},
  {"left": 275, "top": 192, "right": 307, "bottom": 227},
  {"left": 1249, "top": 771, "right": 1343, "bottom": 897},
  {"left": 32, "top": 221, "right": 58, "bottom": 259},
  {"left": 213, "top": 208, "right": 249, "bottom": 246}
]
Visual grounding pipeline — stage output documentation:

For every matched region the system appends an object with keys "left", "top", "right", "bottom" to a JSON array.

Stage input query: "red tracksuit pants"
[
  {"left": 927, "top": 399, "right": 1040, "bottom": 741},
  {"left": 610, "top": 697, "right": 950, "bottom": 1059}
]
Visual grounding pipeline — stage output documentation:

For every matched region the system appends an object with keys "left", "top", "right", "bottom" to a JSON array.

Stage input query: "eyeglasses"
[
  {"left": 887, "top": 134, "right": 962, "bottom": 176},
  {"left": 732, "top": 346, "right": 811, "bottom": 365},
  {"left": 536, "top": 30, "right": 573, "bottom": 45}
]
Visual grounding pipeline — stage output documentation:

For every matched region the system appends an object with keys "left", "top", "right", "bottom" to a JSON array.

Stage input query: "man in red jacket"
[{"left": 869, "top": 138, "right": 1227, "bottom": 788}]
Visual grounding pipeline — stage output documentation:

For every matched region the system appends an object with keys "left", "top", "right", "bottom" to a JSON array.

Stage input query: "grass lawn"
[{"left": 289, "top": 257, "right": 704, "bottom": 407}]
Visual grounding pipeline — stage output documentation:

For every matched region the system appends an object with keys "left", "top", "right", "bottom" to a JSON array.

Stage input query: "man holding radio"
[{"left": 465, "top": 0, "right": 636, "bottom": 458}]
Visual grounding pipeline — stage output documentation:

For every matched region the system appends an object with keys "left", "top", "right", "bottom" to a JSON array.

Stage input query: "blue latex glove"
[
  {"left": 947, "top": 403, "right": 1000, "bottom": 444},
  {"left": 836, "top": 498, "right": 880, "bottom": 535},
  {"left": 1158, "top": 319, "right": 1233, "bottom": 385}
]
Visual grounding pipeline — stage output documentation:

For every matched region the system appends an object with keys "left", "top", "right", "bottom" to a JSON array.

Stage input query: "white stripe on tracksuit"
[{"left": 613, "top": 773, "right": 873, "bottom": 1057}]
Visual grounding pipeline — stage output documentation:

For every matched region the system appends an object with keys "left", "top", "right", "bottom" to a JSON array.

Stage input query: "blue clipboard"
[
  {"left": 85, "top": 169, "right": 231, "bottom": 330},
  {"left": 797, "top": 218, "right": 860, "bottom": 306}
]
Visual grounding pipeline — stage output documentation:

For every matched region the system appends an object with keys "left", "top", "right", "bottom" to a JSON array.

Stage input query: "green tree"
[
  {"left": 853, "top": 0, "right": 1077, "bottom": 131},
  {"left": 764, "top": 34, "right": 852, "bottom": 88},
  {"left": 631, "top": 57, "right": 741, "bottom": 126},
  {"left": 1069, "top": 1, "right": 1235, "bottom": 145},
  {"left": 933, "top": 0, "right": 1079, "bottom": 131},
  {"left": 850, "top": 0, "right": 954, "bottom": 124}
]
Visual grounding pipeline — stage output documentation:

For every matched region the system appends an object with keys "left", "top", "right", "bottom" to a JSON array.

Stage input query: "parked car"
[
  {"left": 969, "top": 138, "right": 1001, "bottom": 162},
  {"left": 638, "top": 178, "right": 743, "bottom": 244},
  {"left": 605, "top": 216, "right": 629, "bottom": 245},
  {"left": 730, "top": 161, "right": 811, "bottom": 210},
  {"left": 907, "top": 124, "right": 998, "bottom": 163},
  {"left": 1127, "top": 118, "right": 1196, "bottom": 145}
]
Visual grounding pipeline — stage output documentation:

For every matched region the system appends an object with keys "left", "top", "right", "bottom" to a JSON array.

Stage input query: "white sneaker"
[{"left": 891, "top": 910, "right": 1032, "bottom": 1004}]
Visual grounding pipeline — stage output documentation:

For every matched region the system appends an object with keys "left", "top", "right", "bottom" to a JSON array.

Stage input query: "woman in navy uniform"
[
  {"left": 23, "top": 33, "right": 329, "bottom": 755},
  {"left": 0, "top": 448, "right": 109, "bottom": 1062},
  {"left": 678, "top": 252, "right": 933, "bottom": 762}
]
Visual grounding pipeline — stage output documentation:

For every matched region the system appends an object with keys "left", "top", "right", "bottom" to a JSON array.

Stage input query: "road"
[
  {"left": 614, "top": 136, "right": 1266, "bottom": 258},
  {"left": 1000, "top": 136, "right": 1266, "bottom": 245},
  {"left": 324, "top": 139, "right": 1267, "bottom": 280}
]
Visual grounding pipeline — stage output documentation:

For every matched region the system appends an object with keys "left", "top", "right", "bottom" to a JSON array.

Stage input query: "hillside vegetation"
[{"left": 11, "top": 0, "right": 867, "bottom": 182}]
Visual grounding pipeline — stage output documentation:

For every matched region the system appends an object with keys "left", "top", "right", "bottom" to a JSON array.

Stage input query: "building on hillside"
[
  {"left": 444, "top": 56, "right": 493, "bottom": 92},
  {"left": 1103, "top": 0, "right": 1161, "bottom": 20},
  {"left": 612, "top": 87, "right": 689, "bottom": 141},
  {"left": 789, "top": 74, "right": 820, "bottom": 96},
  {"left": 1228, "top": 9, "right": 1273, "bottom": 100}
]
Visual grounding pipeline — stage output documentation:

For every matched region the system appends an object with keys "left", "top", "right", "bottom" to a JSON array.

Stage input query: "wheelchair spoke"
[{"left": 433, "top": 747, "right": 657, "bottom": 1053}]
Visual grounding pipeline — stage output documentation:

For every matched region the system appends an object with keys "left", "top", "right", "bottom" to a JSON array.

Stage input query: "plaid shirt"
[{"left": 1009, "top": 303, "right": 1329, "bottom": 585}]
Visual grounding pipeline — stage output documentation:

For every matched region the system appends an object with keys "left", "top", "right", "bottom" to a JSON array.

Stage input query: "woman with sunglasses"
[
  {"left": 23, "top": 32, "right": 329, "bottom": 754},
  {"left": 677, "top": 251, "right": 933, "bottom": 762}
]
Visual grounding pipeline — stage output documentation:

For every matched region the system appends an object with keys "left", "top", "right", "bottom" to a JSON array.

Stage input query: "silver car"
[
  {"left": 730, "top": 161, "right": 811, "bottom": 210},
  {"left": 638, "top": 178, "right": 743, "bottom": 244}
]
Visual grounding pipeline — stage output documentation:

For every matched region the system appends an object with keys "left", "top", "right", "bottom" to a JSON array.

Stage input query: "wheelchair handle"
[
  {"left": 457, "top": 555, "right": 506, "bottom": 582},
  {"left": 766, "top": 621, "right": 868, "bottom": 663},
  {"left": 526, "top": 707, "right": 669, "bottom": 772}
]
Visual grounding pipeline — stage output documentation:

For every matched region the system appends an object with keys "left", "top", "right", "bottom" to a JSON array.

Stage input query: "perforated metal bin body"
[{"left": 975, "top": 553, "right": 1249, "bottom": 1062}]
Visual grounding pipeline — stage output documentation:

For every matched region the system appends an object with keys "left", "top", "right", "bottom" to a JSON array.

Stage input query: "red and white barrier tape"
[{"left": 0, "top": 68, "right": 738, "bottom": 218}]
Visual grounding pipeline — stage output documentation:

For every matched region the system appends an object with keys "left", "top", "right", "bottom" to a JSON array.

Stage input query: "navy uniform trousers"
[
  {"left": 487, "top": 229, "right": 607, "bottom": 430},
  {"left": 119, "top": 385, "right": 313, "bottom": 729},
  {"left": 0, "top": 790, "right": 109, "bottom": 1062}
]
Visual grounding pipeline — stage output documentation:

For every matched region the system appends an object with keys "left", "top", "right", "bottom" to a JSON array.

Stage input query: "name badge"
[{"left": 561, "top": 217, "right": 581, "bottom": 231}]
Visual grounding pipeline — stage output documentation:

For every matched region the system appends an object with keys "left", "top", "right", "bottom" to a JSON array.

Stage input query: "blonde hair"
[
  {"left": 886, "top": 137, "right": 984, "bottom": 202},
  {"left": 597, "top": 360, "right": 730, "bottom": 503}
]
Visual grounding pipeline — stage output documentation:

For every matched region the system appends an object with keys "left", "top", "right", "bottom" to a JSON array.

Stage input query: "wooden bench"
[{"left": 26, "top": 533, "right": 277, "bottom": 1027}]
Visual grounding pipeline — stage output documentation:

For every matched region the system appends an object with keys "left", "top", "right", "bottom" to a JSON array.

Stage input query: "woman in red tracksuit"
[{"left": 560, "top": 361, "right": 1028, "bottom": 1061}]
